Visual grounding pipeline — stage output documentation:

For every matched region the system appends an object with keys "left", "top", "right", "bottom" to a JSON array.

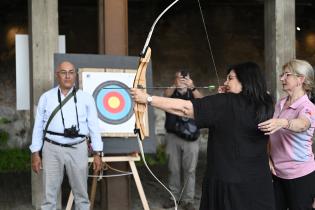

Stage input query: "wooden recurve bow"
[{"left": 133, "top": 47, "right": 151, "bottom": 140}]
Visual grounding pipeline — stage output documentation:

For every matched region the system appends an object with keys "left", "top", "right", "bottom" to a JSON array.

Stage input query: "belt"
[{"left": 44, "top": 137, "right": 85, "bottom": 148}]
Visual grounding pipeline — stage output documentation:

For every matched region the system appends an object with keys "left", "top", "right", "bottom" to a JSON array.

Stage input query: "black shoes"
[
  {"left": 162, "top": 200, "right": 196, "bottom": 210},
  {"left": 181, "top": 202, "right": 196, "bottom": 210},
  {"left": 162, "top": 199, "right": 177, "bottom": 209}
]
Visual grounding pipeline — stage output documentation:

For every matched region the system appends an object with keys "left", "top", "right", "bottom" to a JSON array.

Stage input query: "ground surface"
[{"left": 0, "top": 153, "right": 206, "bottom": 210}]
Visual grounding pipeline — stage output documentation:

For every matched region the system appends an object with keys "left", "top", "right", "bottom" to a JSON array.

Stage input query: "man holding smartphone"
[{"left": 163, "top": 70, "right": 203, "bottom": 210}]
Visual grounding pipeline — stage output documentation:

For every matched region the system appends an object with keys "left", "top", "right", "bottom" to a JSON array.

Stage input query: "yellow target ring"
[{"left": 108, "top": 96, "right": 121, "bottom": 109}]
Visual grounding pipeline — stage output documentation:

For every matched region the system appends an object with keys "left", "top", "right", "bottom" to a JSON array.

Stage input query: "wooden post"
[
  {"left": 98, "top": 0, "right": 130, "bottom": 209},
  {"left": 99, "top": 0, "right": 128, "bottom": 55}
]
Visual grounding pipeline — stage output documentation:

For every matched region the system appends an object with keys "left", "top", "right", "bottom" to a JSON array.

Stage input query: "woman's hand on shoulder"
[{"left": 258, "top": 118, "right": 288, "bottom": 135}]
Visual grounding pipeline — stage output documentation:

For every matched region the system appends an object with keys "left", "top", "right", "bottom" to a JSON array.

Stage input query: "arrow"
[{"left": 102, "top": 85, "right": 216, "bottom": 91}]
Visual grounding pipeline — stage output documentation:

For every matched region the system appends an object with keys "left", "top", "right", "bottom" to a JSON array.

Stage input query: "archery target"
[
  {"left": 80, "top": 69, "right": 149, "bottom": 137},
  {"left": 93, "top": 81, "right": 134, "bottom": 124}
]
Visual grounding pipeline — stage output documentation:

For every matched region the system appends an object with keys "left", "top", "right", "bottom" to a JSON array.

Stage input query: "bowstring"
[
  {"left": 176, "top": 2, "right": 220, "bottom": 204},
  {"left": 141, "top": 0, "right": 180, "bottom": 55},
  {"left": 136, "top": 1, "right": 182, "bottom": 209},
  {"left": 196, "top": 0, "right": 220, "bottom": 87}
]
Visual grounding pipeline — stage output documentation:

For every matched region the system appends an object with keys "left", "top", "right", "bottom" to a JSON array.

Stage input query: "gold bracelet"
[{"left": 285, "top": 119, "right": 292, "bottom": 129}]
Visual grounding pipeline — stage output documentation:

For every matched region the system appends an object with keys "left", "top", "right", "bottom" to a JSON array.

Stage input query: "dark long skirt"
[{"left": 199, "top": 176, "right": 276, "bottom": 210}]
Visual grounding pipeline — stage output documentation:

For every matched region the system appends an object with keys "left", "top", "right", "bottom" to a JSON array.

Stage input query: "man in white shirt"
[{"left": 30, "top": 61, "right": 103, "bottom": 210}]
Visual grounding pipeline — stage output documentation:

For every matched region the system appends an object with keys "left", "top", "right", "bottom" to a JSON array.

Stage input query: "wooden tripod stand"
[{"left": 65, "top": 154, "right": 149, "bottom": 210}]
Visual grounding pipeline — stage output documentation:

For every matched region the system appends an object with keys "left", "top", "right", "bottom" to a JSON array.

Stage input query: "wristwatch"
[
  {"left": 147, "top": 95, "right": 153, "bottom": 105},
  {"left": 32, "top": 151, "right": 40, "bottom": 156},
  {"left": 93, "top": 151, "right": 103, "bottom": 157}
]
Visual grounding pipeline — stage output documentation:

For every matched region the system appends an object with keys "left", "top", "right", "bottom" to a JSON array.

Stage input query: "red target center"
[{"left": 103, "top": 92, "right": 125, "bottom": 113}]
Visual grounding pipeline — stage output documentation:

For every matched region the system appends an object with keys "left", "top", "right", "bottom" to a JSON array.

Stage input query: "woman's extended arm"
[
  {"left": 131, "top": 88, "right": 194, "bottom": 119},
  {"left": 258, "top": 117, "right": 311, "bottom": 135}
]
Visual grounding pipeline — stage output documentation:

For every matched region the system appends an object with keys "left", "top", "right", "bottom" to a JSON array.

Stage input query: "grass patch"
[
  {"left": 0, "top": 117, "right": 11, "bottom": 124},
  {"left": 0, "top": 130, "right": 9, "bottom": 146},
  {"left": 0, "top": 149, "right": 30, "bottom": 172}
]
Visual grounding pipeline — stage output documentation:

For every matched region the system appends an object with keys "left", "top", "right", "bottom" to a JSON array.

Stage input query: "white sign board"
[{"left": 15, "top": 34, "right": 65, "bottom": 110}]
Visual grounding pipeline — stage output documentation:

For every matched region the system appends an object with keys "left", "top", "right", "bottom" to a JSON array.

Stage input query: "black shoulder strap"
[{"left": 43, "top": 91, "right": 75, "bottom": 137}]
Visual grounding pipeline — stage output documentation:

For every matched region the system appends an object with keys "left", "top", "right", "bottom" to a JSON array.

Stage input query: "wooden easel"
[{"left": 65, "top": 154, "right": 149, "bottom": 210}]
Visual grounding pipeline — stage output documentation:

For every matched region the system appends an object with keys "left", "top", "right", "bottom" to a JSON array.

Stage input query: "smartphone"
[{"left": 180, "top": 71, "right": 189, "bottom": 78}]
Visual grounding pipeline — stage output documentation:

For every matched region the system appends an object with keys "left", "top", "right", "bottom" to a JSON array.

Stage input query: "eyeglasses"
[
  {"left": 226, "top": 75, "right": 237, "bottom": 81},
  {"left": 279, "top": 72, "right": 298, "bottom": 79},
  {"left": 58, "top": 70, "right": 76, "bottom": 77}
]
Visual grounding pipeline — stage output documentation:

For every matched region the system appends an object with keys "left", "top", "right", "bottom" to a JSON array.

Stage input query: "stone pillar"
[
  {"left": 264, "top": 0, "right": 295, "bottom": 100},
  {"left": 98, "top": 0, "right": 130, "bottom": 209},
  {"left": 28, "top": 0, "right": 60, "bottom": 209}
]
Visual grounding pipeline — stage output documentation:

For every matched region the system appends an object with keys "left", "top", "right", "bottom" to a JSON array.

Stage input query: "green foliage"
[
  {"left": 0, "top": 149, "right": 30, "bottom": 172},
  {"left": 0, "top": 117, "right": 11, "bottom": 124},
  {"left": 0, "top": 117, "right": 10, "bottom": 147},
  {"left": 137, "top": 144, "right": 168, "bottom": 166},
  {"left": 0, "top": 130, "right": 9, "bottom": 146}
]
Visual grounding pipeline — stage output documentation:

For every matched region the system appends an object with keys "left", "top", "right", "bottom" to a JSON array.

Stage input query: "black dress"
[{"left": 192, "top": 93, "right": 275, "bottom": 210}]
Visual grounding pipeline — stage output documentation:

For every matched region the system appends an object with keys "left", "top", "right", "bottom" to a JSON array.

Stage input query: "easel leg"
[
  {"left": 66, "top": 191, "right": 74, "bottom": 210},
  {"left": 129, "top": 160, "right": 150, "bottom": 210},
  {"left": 66, "top": 176, "right": 98, "bottom": 210},
  {"left": 89, "top": 172, "right": 98, "bottom": 210}
]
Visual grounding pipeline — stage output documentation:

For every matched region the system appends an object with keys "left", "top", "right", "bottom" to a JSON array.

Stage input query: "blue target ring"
[{"left": 93, "top": 81, "right": 133, "bottom": 124}]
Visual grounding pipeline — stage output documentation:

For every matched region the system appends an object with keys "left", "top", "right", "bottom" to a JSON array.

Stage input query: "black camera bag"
[{"left": 174, "top": 116, "right": 200, "bottom": 141}]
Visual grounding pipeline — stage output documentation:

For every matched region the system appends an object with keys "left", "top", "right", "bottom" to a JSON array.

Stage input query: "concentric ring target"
[{"left": 93, "top": 81, "right": 134, "bottom": 124}]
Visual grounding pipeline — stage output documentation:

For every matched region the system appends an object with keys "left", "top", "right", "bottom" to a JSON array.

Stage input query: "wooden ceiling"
[{"left": 0, "top": 0, "right": 314, "bottom": 22}]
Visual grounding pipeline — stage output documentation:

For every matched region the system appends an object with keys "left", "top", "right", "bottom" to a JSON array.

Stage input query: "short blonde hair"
[{"left": 283, "top": 59, "right": 314, "bottom": 93}]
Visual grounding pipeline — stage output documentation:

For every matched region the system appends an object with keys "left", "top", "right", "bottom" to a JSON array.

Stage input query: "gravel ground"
[{"left": 0, "top": 152, "right": 206, "bottom": 210}]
